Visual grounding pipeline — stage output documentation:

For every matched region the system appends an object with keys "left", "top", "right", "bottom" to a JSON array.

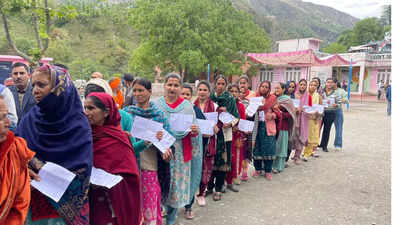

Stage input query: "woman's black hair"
[
  {"left": 238, "top": 74, "right": 249, "bottom": 84},
  {"left": 214, "top": 74, "right": 227, "bottom": 85},
  {"left": 87, "top": 95, "right": 107, "bottom": 111},
  {"left": 336, "top": 81, "right": 341, "bottom": 88},
  {"left": 133, "top": 77, "right": 152, "bottom": 91},
  {"left": 278, "top": 82, "right": 286, "bottom": 90},
  {"left": 182, "top": 83, "right": 193, "bottom": 95},
  {"left": 228, "top": 83, "right": 240, "bottom": 92},
  {"left": 84, "top": 84, "right": 105, "bottom": 98},
  {"left": 197, "top": 80, "right": 211, "bottom": 91},
  {"left": 312, "top": 77, "right": 321, "bottom": 89},
  {"left": 299, "top": 79, "right": 307, "bottom": 85}
]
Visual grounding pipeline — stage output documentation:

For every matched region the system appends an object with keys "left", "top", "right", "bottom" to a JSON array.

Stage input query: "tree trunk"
[{"left": 0, "top": 10, "right": 33, "bottom": 64}]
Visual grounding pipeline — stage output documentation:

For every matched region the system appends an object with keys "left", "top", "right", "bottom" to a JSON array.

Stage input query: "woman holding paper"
[
  {"left": 238, "top": 75, "right": 256, "bottom": 182},
  {"left": 193, "top": 81, "right": 219, "bottom": 207},
  {"left": 272, "top": 83, "right": 296, "bottom": 173},
  {"left": 84, "top": 92, "right": 142, "bottom": 225},
  {"left": 180, "top": 83, "right": 205, "bottom": 219},
  {"left": 18, "top": 65, "right": 93, "bottom": 225},
  {"left": 292, "top": 79, "right": 310, "bottom": 165},
  {"left": 208, "top": 75, "right": 239, "bottom": 201},
  {"left": 251, "top": 81, "right": 281, "bottom": 180},
  {"left": 226, "top": 84, "right": 246, "bottom": 191},
  {"left": 154, "top": 73, "right": 200, "bottom": 225},
  {"left": 303, "top": 80, "right": 323, "bottom": 161},
  {"left": 123, "top": 78, "right": 172, "bottom": 225}
]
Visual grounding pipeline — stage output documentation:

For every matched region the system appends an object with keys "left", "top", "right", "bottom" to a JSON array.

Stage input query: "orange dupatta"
[{"left": 0, "top": 131, "right": 35, "bottom": 225}]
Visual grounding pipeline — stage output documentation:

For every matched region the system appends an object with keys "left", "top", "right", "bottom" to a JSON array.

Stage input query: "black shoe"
[
  {"left": 227, "top": 184, "right": 239, "bottom": 192},
  {"left": 323, "top": 148, "right": 329, "bottom": 152}
]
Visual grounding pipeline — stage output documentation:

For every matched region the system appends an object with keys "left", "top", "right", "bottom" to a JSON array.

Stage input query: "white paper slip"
[
  {"left": 292, "top": 99, "right": 300, "bottom": 108},
  {"left": 238, "top": 119, "right": 254, "bottom": 133},
  {"left": 249, "top": 97, "right": 264, "bottom": 106},
  {"left": 90, "top": 167, "right": 123, "bottom": 189},
  {"left": 204, "top": 112, "right": 218, "bottom": 125},
  {"left": 258, "top": 111, "right": 265, "bottom": 121},
  {"left": 31, "top": 162, "right": 76, "bottom": 202},
  {"left": 219, "top": 112, "right": 234, "bottom": 124},
  {"left": 197, "top": 119, "right": 215, "bottom": 135},
  {"left": 153, "top": 129, "right": 176, "bottom": 153},
  {"left": 170, "top": 113, "right": 193, "bottom": 132},
  {"left": 326, "top": 97, "right": 335, "bottom": 106},
  {"left": 304, "top": 105, "right": 324, "bottom": 114},
  {"left": 131, "top": 116, "right": 163, "bottom": 142},
  {"left": 245, "top": 102, "right": 259, "bottom": 117}
]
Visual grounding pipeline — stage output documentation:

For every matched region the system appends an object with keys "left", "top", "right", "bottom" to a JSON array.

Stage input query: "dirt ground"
[{"left": 171, "top": 101, "right": 391, "bottom": 225}]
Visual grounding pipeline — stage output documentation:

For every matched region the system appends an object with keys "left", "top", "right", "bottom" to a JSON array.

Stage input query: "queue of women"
[{"left": 1, "top": 64, "right": 347, "bottom": 225}]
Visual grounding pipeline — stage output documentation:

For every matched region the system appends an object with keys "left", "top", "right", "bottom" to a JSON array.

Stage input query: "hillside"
[
  {"left": 233, "top": 0, "right": 358, "bottom": 50},
  {"left": 0, "top": 0, "right": 358, "bottom": 79}
]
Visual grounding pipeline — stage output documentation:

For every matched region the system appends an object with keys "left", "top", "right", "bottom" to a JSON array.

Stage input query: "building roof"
[
  {"left": 247, "top": 49, "right": 350, "bottom": 67},
  {"left": 276, "top": 37, "right": 323, "bottom": 44}
]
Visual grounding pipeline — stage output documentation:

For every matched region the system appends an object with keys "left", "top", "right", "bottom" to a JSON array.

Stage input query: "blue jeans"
[
  {"left": 166, "top": 205, "right": 179, "bottom": 225},
  {"left": 388, "top": 101, "right": 391, "bottom": 116},
  {"left": 334, "top": 108, "right": 344, "bottom": 148}
]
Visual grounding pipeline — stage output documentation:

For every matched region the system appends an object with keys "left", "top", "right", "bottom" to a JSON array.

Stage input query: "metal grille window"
[
  {"left": 377, "top": 69, "right": 391, "bottom": 83},
  {"left": 260, "top": 68, "right": 274, "bottom": 82},
  {"left": 285, "top": 67, "right": 301, "bottom": 82}
]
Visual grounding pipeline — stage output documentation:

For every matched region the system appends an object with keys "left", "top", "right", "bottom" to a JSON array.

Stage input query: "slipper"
[
  {"left": 184, "top": 208, "right": 194, "bottom": 220},
  {"left": 213, "top": 192, "right": 222, "bottom": 201}
]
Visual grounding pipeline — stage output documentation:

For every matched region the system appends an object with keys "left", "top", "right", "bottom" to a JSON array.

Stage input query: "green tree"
[
  {"left": 380, "top": 5, "right": 391, "bottom": 26},
  {"left": 0, "top": 0, "right": 78, "bottom": 64},
  {"left": 352, "top": 17, "right": 384, "bottom": 46},
  {"left": 322, "top": 42, "right": 347, "bottom": 54},
  {"left": 129, "top": 0, "right": 270, "bottom": 81}
]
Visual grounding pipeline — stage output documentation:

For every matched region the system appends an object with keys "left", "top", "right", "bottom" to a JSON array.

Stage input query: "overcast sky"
[{"left": 302, "top": 0, "right": 391, "bottom": 19}]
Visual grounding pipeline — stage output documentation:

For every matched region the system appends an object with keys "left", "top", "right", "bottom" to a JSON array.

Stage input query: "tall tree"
[
  {"left": 0, "top": 0, "right": 77, "bottom": 65},
  {"left": 380, "top": 5, "right": 391, "bottom": 26},
  {"left": 129, "top": 0, "right": 270, "bottom": 80}
]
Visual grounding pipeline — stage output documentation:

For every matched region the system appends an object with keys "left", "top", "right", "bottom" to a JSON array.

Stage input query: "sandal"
[
  {"left": 184, "top": 208, "right": 194, "bottom": 220},
  {"left": 196, "top": 195, "right": 206, "bottom": 207},
  {"left": 213, "top": 192, "right": 222, "bottom": 201}
]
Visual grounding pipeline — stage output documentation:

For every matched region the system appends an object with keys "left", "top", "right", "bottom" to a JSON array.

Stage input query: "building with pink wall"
[{"left": 247, "top": 37, "right": 391, "bottom": 95}]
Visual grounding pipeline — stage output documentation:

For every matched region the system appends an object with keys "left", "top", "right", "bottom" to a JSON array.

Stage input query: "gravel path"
[{"left": 172, "top": 102, "right": 391, "bottom": 225}]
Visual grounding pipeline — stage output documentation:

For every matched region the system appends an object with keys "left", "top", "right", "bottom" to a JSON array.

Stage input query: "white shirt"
[{"left": 1, "top": 87, "right": 18, "bottom": 125}]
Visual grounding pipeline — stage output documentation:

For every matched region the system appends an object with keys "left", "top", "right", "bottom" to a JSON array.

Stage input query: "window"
[
  {"left": 285, "top": 67, "right": 301, "bottom": 82},
  {"left": 260, "top": 68, "right": 274, "bottom": 82},
  {"left": 377, "top": 69, "right": 391, "bottom": 83}
]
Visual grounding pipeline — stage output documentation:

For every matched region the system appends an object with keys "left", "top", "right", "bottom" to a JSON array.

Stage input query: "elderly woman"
[
  {"left": 84, "top": 92, "right": 142, "bottom": 225},
  {"left": 153, "top": 73, "right": 200, "bottom": 225},
  {"left": 123, "top": 78, "right": 172, "bottom": 225},
  {"left": 208, "top": 75, "right": 239, "bottom": 200},
  {"left": 17, "top": 65, "right": 93, "bottom": 225},
  {"left": 0, "top": 96, "right": 35, "bottom": 225}
]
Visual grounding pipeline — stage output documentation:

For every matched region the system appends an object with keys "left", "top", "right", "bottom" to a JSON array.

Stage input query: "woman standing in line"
[
  {"left": 226, "top": 84, "right": 246, "bottom": 191},
  {"left": 193, "top": 81, "right": 219, "bottom": 207},
  {"left": 19, "top": 65, "right": 92, "bottom": 225},
  {"left": 84, "top": 92, "right": 142, "bottom": 225},
  {"left": 272, "top": 83, "right": 296, "bottom": 173},
  {"left": 284, "top": 81, "right": 296, "bottom": 166},
  {"left": 303, "top": 80, "right": 323, "bottom": 161},
  {"left": 180, "top": 84, "right": 204, "bottom": 220},
  {"left": 292, "top": 79, "right": 309, "bottom": 164},
  {"left": 123, "top": 78, "right": 172, "bottom": 225},
  {"left": 208, "top": 75, "right": 239, "bottom": 201},
  {"left": 251, "top": 81, "right": 281, "bottom": 180},
  {"left": 153, "top": 73, "right": 199, "bottom": 225},
  {"left": 237, "top": 75, "right": 256, "bottom": 182}
]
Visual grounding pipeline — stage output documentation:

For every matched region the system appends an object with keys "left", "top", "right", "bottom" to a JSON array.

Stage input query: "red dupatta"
[
  {"left": 166, "top": 97, "right": 194, "bottom": 162},
  {"left": 88, "top": 92, "right": 142, "bottom": 225},
  {"left": 194, "top": 97, "right": 217, "bottom": 156}
]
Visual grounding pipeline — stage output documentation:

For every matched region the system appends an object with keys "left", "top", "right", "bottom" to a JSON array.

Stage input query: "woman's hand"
[
  {"left": 156, "top": 131, "right": 163, "bottom": 141},
  {"left": 190, "top": 124, "right": 199, "bottom": 135},
  {"left": 29, "top": 169, "right": 40, "bottom": 181},
  {"left": 232, "top": 126, "right": 238, "bottom": 132},
  {"left": 162, "top": 148, "right": 173, "bottom": 161},
  {"left": 213, "top": 125, "right": 219, "bottom": 134},
  {"left": 223, "top": 123, "right": 232, "bottom": 128}
]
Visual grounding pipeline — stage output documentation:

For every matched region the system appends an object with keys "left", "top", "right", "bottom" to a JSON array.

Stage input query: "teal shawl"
[{"left": 123, "top": 102, "right": 172, "bottom": 204}]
